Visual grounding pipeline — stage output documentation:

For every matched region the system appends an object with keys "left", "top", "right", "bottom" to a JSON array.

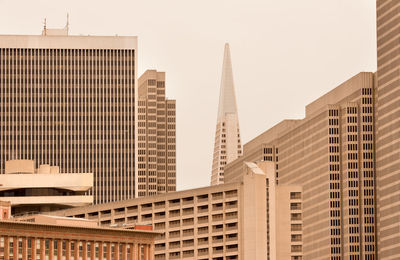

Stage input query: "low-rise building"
[
  {"left": 50, "top": 161, "right": 303, "bottom": 260},
  {"left": 0, "top": 160, "right": 93, "bottom": 215},
  {"left": 52, "top": 162, "right": 269, "bottom": 260},
  {"left": 0, "top": 215, "right": 159, "bottom": 260}
]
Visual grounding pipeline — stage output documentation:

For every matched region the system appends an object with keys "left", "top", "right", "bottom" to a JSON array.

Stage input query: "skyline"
[{"left": 0, "top": 0, "right": 377, "bottom": 190}]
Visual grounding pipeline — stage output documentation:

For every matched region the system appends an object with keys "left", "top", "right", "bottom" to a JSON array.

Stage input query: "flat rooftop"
[
  {"left": 0, "top": 34, "right": 137, "bottom": 50},
  {"left": 1, "top": 216, "right": 160, "bottom": 237}
]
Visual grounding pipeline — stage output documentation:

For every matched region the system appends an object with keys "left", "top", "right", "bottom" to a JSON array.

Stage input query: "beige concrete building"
[
  {"left": 0, "top": 215, "right": 159, "bottom": 260},
  {"left": 225, "top": 72, "right": 377, "bottom": 259},
  {"left": 375, "top": 1, "right": 400, "bottom": 259},
  {"left": 0, "top": 159, "right": 93, "bottom": 215},
  {"left": 49, "top": 161, "right": 302, "bottom": 260},
  {"left": 231, "top": 162, "right": 303, "bottom": 260},
  {"left": 0, "top": 28, "right": 137, "bottom": 204},
  {"left": 137, "top": 70, "right": 176, "bottom": 197},
  {"left": 257, "top": 163, "right": 303, "bottom": 260},
  {"left": 211, "top": 43, "right": 242, "bottom": 186}
]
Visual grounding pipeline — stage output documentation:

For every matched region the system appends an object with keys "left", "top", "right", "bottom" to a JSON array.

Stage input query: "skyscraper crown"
[{"left": 217, "top": 43, "right": 238, "bottom": 120}]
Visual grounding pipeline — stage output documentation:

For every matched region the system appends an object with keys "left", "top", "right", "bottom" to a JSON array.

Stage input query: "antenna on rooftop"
[
  {"left": 66, "top": 13, "right": 69, "bottom": 33},
  {"left": 43, "top": 18, "right": 47, "bottom": 35}
]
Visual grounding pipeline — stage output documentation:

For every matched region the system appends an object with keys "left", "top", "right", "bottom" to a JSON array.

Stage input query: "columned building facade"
[{"left": 0, "top": 218, "right": 159, "bottom": 260}]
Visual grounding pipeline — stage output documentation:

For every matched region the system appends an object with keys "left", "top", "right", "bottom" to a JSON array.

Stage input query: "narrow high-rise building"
[
  {"left": 0, "top": 26, "right": 137, "bottom": 204},
  {"left": 376, "top": 1, "right": 400, "bottom": 258},
  {"left": 137, "top": 70, "right": 176, "bottom": 197},
  {"left": 211, "top": 43, "right": 242, "bottom": 185}
]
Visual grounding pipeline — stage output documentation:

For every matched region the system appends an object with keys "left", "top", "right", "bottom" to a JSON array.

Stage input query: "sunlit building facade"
[{"left": 137, "top": 70, "right": 176, "bottom": 197}]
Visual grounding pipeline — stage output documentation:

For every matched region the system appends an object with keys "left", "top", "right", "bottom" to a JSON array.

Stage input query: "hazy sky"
[{"left": 0, "top": 0, "right": 377, "bottom": 191}]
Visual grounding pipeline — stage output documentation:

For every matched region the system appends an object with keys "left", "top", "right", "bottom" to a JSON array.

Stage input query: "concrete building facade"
[
  {"left": 0, "top": 215, "right": 159, "bottom": 260},
  {"left": 257, "top": 163, "right": 303, "bottom": 260},
  {"left": 0, "top": 30, "right": 137, "bottom": 204},
  {"left": 0, "top": 159, "right": 93, "bottom": 215},
  {"left": 137, "top": 70, "right": 176, "bottom": 197},
  {"left": 211, "top": 43, "right": 242, "bottom": 185},
  {"left": 49, "top": 162, "right": 290, "bottom": 259},
  {"left": 225, "top": 72, "right": 377, "bottom": 259},
  {"left": 375, "top": 1, "right": 400, "bottom": 259},
  {"left": 228, "top": 161, "right": 303, "bottom": 260},
  {"left": 50, "top": 161, "right": 302, "bottom": 260}
]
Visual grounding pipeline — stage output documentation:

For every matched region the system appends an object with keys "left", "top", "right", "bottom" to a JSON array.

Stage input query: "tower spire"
[
  {"left": 217, "top": 43, "right": 238, "bottom": 120},
  {"left": 211, "top": 43, "right": 242, "bottom": 185}
]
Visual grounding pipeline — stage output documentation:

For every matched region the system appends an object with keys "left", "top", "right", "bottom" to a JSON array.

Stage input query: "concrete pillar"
[
  {"left": 149, "top": 244, "right": 154, "bottom": 260},
  {"left": 82, "top": 241, "right": 87, "bottom": 260},
  {"left": 98, "top": 242, "right": 103, "bottom": 260},
  {"left": 4, "top": 236, "right": 9, "bottom": 260},
  {"left": 57, "top": 240, "right": 62, "bottom": 260},
  {"left": 115, "top": 243, "right": 120, "bottom": 260},
  {"left": 90, "top": 242, "right": 95, "bottom": 260},
  {"left": 134, "top": 243, "right": 139, "bottom": 260},
  {"left": 49, "top": 239, "right": 54, "bottom": 260},
  {"left": 122, "top": 244, "right": 127, "bottom": 260},
  {"left": 22, "top": 237, "right": 27, "bottom": 260},
  {"left": 106, "top": 242, "right": 111, "bottom": 260},
  {"left": 13, "top": 237, "right": 18, "bottom": 260},
  {"left": 129, "top": 244, "right": 134, "bottom": 260},
  {"left": 66, "top": 240, "right": 70, "bottom": 260},
  {"left": 143, "top": 244, "right": 148, "bottom": 260},
  {"left": 31, "top": 238, "right": 36, "bottom": 260},
  {"left": 74, "top": 241, "right": 79, "bottom": 260},
  {"left": 40, "top": 239, "right": 45, "bottom": 260},
  {"left": 146, "top": 244, "right": 152, "bottom": 260}
]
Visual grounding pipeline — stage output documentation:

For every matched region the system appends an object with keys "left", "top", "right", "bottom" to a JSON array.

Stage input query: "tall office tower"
[
  {"left": 211, "top": 43, "right": 242, "bottom": 185},
  {"left": 224, "top": 72, "right": 377, "bottom": 259},
  {"left": 137, "top": 70, "right": 176, "bottom": 197},
  {"left": 0, "top": 28, "right": 137, "bottom": 204},
  {"left": 376, "top": 1, "right": 400, "bottom": 259}
]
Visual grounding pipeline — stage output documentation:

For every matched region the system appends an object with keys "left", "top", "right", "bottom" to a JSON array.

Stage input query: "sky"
[{"left": 0, "top": 0, "right": 377, "bottom": 191}]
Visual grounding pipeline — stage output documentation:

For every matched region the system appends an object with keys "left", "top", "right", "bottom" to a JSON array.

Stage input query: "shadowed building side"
[{"left": 376, "top": 1, "right": 400, "bottom": 258}]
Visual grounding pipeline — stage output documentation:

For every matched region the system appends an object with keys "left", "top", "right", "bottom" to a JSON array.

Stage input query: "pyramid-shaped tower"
[{"left": 211, "top": 43, "right": 242, "bottom": 185}]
